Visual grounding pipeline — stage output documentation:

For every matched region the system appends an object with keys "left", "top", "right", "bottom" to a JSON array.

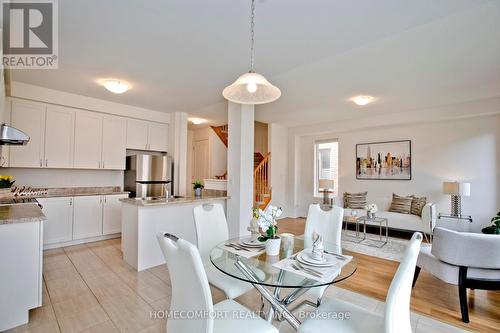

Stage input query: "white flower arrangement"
[
  {"left": 255, "top": 205, "right": 283, "bottom": 239},
  {"left": 365, "top": 203, "right": 378, "bottom": 214}
]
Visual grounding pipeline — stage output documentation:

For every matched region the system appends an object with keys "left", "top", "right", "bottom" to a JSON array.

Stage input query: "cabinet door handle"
[
  {"left": 45, "top": 159, "right": 48, "bottom": 167},
  {"left": 39, "top": 159, "right": 42, "bottom": 167},
  {"left": 69, "top": 199, "right": 72, "bottom": 206},
  {"left": 102, "top": 161, "right": 105, "bottom": 169}
]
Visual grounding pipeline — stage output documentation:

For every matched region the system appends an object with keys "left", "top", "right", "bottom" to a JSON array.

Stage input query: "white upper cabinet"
[
  {"left": 148, "top": 122, "right": 169, "bottom": 152},
  {"left": 44, "top": 106, "right": 75, "bottom": 168},
  {"left": 126, "top": 119, "right": 168, "bottom": 152},
  {"left": 9, "top": 101, "right": 46, "bottom": 168},
  {"left": 126, "top": 119, "right": 149, "bottom": 150},
  {"left": 102, "top": 115, "right": 126, "bottom": 170},
  {"left": 74, "top": 111, "right": 103, "bottom": 169}
]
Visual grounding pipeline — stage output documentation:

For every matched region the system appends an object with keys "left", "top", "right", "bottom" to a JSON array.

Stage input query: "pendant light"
[{"left": 222, "top": 0, "right": 281, "bottom": 105}]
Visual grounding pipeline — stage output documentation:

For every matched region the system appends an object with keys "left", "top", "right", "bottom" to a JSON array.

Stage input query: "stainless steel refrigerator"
[{"left": 124, "top": 154, "right": 173, "bottom": 198}]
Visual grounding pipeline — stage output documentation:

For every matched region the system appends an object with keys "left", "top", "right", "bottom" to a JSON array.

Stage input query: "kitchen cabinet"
[
  {"left": 73, "top": 195, "right": 103, "bottom": 239},
  {"left": 0, "top": 219, "right": 43, "bottom": 331},
  {"left": 102, "top": 115, "right": 126, "bottom": 169},
  {"left": 44, "top": 106, "right": 75, "bottom": 168},
  {"left": 74, "top": 112, "right": 126, "bottom": 170},
  {"left": 126, "top": 119, "right": 149, "bottom": 150},
  {"left": 74, "top": 111, "right": 103, "bottom": 169},
  {"left": 38, "top": 197, "right": 73, "bottom": 245},
  {"left": 126, "top": 119, "right": 168, "bottom": 152},
  {"left": 147, "top": 122, "right": 169, "bottom": 152},
  {"left": 9, "top": 101, "right": 46, "bottom": 168},
  {"left": 103, "top": 193, "right": 128, "bottom": 234},
  {"left": 10, "top": 101, "right": 75, "bottom": 169}
]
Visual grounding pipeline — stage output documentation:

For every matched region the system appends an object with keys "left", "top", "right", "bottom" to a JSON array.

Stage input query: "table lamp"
[
  {"left": 319, "top": 179, "right": 335, "bottom": 205},
  {"left": 443, "top": 181, "right": 470, "bottom": 217}
]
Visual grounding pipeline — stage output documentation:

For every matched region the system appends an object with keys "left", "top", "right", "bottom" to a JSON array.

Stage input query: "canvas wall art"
[{"left": 356, "top": 140, "right": 411, "bottom": 180}]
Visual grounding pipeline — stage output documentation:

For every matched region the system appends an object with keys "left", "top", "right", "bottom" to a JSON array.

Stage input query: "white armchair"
[{"left": 413, "top": 227, "right": 500, "bottom": 322}]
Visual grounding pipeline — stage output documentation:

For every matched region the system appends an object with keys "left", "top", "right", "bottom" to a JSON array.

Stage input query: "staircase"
[
  {"left": 210, "top": 125, "right": 272, "bottom": 210},
  {"left": 254, "top": 152, "right": 271, "bottom": 210}
]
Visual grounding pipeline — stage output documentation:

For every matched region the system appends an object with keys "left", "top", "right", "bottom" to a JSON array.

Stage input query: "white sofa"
[{"left": 343, "top": 196, "right": 436, "bottom": 235}]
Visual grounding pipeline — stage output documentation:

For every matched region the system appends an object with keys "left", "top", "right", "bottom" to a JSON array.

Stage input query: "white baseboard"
[{"left": 43, "top": 233, "right": 121, "bottom": 250}]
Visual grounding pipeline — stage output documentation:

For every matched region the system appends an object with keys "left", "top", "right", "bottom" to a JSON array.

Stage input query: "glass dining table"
[{"left": 209, "top": 234, "right": 357, "bottom": 330}]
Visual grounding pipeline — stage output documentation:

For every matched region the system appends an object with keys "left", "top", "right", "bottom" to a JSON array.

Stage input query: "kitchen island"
[
  {"left": 0, "top": 204, "right": 45, "bottom": 331},
  {"left": 120, "top": 195, "right": 228, "bottom": 271}
]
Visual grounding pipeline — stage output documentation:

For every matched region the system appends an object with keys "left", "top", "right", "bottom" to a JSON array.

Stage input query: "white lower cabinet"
[
  {"left": 73, "top": 196, "right": 104, "bottom": 239},
  {"left": 103, "top": 194, "right": 128, "bottom": 234},
  {"left": 38, "top": 197, "right": 73, "bottom": 245},
  {"left": 39, "top": 194, "right": 126, "bottom": 247}
]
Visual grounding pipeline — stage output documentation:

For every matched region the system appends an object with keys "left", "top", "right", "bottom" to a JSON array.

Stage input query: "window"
[{"left": 314, "top": 140, "right": 339, "bottom": 197}]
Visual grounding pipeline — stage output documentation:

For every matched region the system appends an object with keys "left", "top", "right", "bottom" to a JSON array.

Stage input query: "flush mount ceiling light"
[
  {"left": 222, "top": 0, "right": 281, "bottom": 105},
  {"left": 189, "top": 118, "right": 206, "bottom": 125},
  {"left": 351, "top": 95, "right": 374, "bottom": 106},
  {"left": 103, "top": 80, "right": 130, "bottom": 94}
]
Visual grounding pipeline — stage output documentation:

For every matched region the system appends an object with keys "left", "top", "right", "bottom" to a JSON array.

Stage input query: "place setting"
[
  {"left": 273, "top": 232, "right": 353, "bottom": 281},
  {"left": 218, "top": 238, "right": 266, "bottom": 258}
]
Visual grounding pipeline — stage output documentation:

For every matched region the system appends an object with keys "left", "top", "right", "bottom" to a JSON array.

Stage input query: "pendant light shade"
[
  {"left": 222, "top": 0, "right": 281, "bottom": 105},
  {"left": 222, "top": 72, "right": 281, "bottom": 105}
]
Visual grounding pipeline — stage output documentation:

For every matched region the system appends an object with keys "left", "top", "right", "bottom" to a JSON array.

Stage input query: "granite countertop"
[
  {"left": 0, "top": 204, "right": 46, "bottom": 225},
  {"left": 120, "top": 195, "right": 230, "bottom": 207},
  {"left": 9, "top": 186, "right": 129, "bottom": 199}
]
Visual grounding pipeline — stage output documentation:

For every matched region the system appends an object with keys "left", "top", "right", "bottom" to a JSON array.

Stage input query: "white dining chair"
[
  {"left": 157, "top": 233, "right": 278, "bottom": 333},
  {"left": 297, "top": 232, "right": 423, "bottom": 333},
  {"left": 302, "top": 204, "right": 344, "bottom": 307},
  {"left": 193, "top": 203, "right": 254, "bottom": 299}
]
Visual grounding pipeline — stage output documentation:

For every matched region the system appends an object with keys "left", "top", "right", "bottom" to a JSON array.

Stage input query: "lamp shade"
[
  {"left": 319, "top": 179, "right": 335, "bottom": 191},
  {"left": 222, "top": 72, "right": 281, "bottom": 105},
  {"left": 443, "top": 182, "right": 471, "bottom": 196}
]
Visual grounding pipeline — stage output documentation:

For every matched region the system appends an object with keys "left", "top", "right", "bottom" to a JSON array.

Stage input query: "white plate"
[
  {"left": 297, "top": 252, "right": 337, "bottom": 267},
  {"left": 240, "top": 240, "right": 266, "bottom": 248}
]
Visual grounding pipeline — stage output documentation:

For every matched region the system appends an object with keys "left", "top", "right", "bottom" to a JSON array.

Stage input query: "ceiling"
[{"left": 10, "top": 0, "right": 500, "bottom": 127}]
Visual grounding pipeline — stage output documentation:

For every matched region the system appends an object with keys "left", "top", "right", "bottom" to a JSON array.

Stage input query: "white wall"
[
  {"left": 287, "top": 112, "right": 500, "bottom": 232},
  {"left": 1, "top": 168, "right": 123, "bottom": 188}
]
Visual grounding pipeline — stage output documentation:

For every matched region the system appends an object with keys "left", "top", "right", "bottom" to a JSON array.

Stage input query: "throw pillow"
[
  {"left": 343, "top": 192, "right": 368, "bottom": 209},
  {"left": 411, "top": 196, "right": 427, "bottom": 217},
  {"left": 389, "top": 193, "right": 412, "bottom": 214}
]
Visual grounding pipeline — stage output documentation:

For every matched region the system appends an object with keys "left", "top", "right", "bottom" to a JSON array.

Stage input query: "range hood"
[{"left": 0, "top": 123, "right": 30, "bottom": 145}]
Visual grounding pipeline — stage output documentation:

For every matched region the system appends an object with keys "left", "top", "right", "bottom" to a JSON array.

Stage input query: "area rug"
[{"left": 340, "top": 230, "right": 410, "bottom": 262}]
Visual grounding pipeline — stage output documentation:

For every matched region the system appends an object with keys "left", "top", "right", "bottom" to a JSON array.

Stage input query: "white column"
[
  {"left": 171, "top": 112, "right": 188, "bottom": 196},
  {"left": 227, "top": 102, "right": 254, "bottom": 238}
]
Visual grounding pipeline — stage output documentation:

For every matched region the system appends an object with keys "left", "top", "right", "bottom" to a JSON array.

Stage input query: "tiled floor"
[{"left": 7, "top": 238, "right": 472, "bottom": 333}]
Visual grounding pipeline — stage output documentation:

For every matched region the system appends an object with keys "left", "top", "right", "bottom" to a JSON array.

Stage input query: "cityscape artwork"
[{"left": 356, "top": 140, "right": 411, "bottom": 180}]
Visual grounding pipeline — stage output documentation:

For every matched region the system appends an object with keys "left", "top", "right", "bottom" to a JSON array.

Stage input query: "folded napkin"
[
  {"left": 273, "top": 251, "right": 352, "bottom": 282},
  {"left": 217, "top": 243, "right": 265, "bottom": 259}
]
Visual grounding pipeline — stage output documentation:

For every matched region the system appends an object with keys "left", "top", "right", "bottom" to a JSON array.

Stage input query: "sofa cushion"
[
  {"left": 343, "top": 192, "right": 367, "bottom": 209},
  {"left": 389, "top": 193, "right": 412, "bottom": 214},
  {"left": 410, "top": 196, "right": 427, "bottom": 217}
]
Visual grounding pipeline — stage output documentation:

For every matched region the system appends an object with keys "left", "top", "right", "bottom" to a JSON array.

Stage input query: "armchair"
[{"left": 413, "top": 227, "right": 500, "bottom": 322}]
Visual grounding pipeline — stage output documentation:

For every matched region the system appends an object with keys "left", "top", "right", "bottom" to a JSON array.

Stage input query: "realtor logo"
[{"left": 2, "top": 0, "right": 58, "bottom": 69}]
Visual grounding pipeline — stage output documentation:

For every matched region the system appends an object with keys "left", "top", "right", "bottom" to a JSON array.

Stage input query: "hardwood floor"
[
  {"left": 7, "top": 218, "right": 498, "bottom": 333},
  {"left": 278, "top": 217, "right": 500, "bottom": 333}
]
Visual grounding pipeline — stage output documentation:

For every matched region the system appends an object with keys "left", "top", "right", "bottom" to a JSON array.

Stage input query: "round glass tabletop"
[{"left": 209, "top": 234, "right": 357, "bottom": 289}]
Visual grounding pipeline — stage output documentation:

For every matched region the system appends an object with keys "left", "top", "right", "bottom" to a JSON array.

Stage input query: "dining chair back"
[
  {"left": 157, "top": 233, "right": 214, "bottom": 333},
  {"left": 304, "top": 204, "right": 344, "bottom": 248},
  {"left": 384, "top": 232, "right": 422, "bottom": 333},
  {"left": 193, "top": 203, "right": 229, "bottom": 262}
]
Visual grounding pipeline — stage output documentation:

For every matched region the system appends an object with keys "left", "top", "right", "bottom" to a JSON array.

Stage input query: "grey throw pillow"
[
  {"left": 389, "top": 193, "right": 412, "bottom": 214},
  {"left": 411, "top": 196, "right": 427, "bottom": 217},
  {"left": 343, "top": 192, "right": 368, "bottom": 209}
]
